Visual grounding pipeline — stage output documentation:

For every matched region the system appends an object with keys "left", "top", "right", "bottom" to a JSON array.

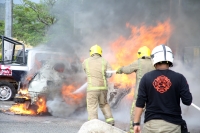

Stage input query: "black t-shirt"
[{"left": 136, "top": 69, "right": 192, "bottom": 125}]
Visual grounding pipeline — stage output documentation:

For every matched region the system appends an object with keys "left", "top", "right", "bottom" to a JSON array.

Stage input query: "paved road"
[
  {"left": 1, "top": 101, "right": 200, "bottom": 133},
  {"left": 0, "top": 101, "right": 129, "bottom": 133},
  {"left": 0, "top": 101, "right": 84, "bottom": 133}
]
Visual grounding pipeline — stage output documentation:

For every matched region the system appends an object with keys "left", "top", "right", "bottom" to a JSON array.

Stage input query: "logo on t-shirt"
[{"left": 153, "top": 75, "right": 171, "bottom": 93}]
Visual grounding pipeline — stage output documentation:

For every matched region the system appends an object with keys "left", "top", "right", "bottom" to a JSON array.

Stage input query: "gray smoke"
[
  {"left": 47, "top": 97, "right": 77, "bottom": 117},
  {"left": 31, "top": 0, "right": 200, "bottom": 130},
  {"left": 172, "top": 59, "right": 200, "bottom": 129}
]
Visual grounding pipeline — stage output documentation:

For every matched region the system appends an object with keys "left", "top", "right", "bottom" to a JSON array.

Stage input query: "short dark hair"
[
  {"left": 91, "top": 53, "right": 101, "bottom": 57},
  {"left": 155, "top": 61, "right": 173, "bottom": 67}
]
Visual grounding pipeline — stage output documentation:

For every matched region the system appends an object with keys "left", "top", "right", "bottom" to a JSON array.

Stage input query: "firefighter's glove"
[{"left": 116, "top": 67, "right": 123, "bottom": 74}]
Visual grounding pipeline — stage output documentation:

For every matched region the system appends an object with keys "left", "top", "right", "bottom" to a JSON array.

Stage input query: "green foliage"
[
  {"left": 23, "top": 0, "right": 57, "bottom": 26},
  {"left": 13, "top": 0, "right": 57, "bottom": 46},
  {"left": 13, "top": 5, "right": 45, "bottom": 46},
  {"left": 0, "top": 20, "right": 4, "bottom": 36}
]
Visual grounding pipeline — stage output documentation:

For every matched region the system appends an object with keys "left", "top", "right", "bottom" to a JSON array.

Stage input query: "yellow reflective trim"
[
  {"left": 86, "top": 59, "right": 92, "bottom": 88},
  {"left": 86, "top": 58, "right": 107, "bottom": 91},
  {"left": 138, "top": 59, "right": 142, "bottom": 79},
  {"left": 87, "top": 87, "right": 107, "bottom": 91},
  {"left": 130, "top": 100, "right": 135, "bottom": 130},
  {"left": 102, "top": 59, "right": 107, "bottom": 87},
  {"left": 106, "top": 118, "right": 114, "bottom": 122},
  {"left": 129, "top": 129, "right": 134, "bottom": 133},
  {"left": 130, "top": 120, "right": 133, "bottom": 129}
]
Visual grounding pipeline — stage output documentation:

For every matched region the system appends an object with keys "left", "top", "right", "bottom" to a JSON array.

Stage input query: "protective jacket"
[
  {"left": 121, "top": 56, "right": 155, "bottom": 94},
  {"left": 82, "top": 54, "right": 112, "bottom": 91}
]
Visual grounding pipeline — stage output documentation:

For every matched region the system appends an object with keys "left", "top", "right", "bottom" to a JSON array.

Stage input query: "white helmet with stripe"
[{"left": 151, "top": 44, "right": 174, "bottom": 67}]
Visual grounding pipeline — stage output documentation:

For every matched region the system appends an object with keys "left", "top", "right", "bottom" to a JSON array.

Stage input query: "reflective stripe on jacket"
[
  {"left": 82, "top": 54, "right": 112, "bottom": 91},
  {"left": 121, "top": 56, "right": 155, "bottom": 90}
]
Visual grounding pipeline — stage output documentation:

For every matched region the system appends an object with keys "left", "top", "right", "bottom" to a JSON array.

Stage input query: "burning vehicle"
[
  {"left": 14, "top": 60, "right": 66, "bottom": 110},
  {"left": 0, "top": 36, "right": 86, "bottom": 115},
  {"left": 12, "top": 51, "right": 86, "bottom": 115}
]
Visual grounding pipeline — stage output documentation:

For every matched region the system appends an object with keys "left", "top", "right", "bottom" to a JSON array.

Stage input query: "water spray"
[
  {"left": 73, "top": 83, "right": 87, "bottom": 94},
  {"left": 191, "top": 103, "right": 200, "bottom": 111},
  {"left": 106, "top": 70, "right": 117, "bottom": 74}
]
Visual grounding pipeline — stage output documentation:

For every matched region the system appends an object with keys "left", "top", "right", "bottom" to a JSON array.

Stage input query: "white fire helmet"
[{"left": 151, "top": 44, "right": 174, "bottom": 67}]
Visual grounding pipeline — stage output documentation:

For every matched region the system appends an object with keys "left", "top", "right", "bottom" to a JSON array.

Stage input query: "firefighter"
[
  {"left": 116, "top": 46, "right": 155, "bottom": 133},
  {"left": 133, "top": 45, "right": 192, "bottom": 133},
  {"left": 82, "top": 44, "right": 115, "bottom": 126}
]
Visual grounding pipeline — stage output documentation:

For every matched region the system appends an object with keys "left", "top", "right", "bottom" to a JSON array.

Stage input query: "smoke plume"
[{"left": 28, "top": 0, "right": 200, "bottom": 130}]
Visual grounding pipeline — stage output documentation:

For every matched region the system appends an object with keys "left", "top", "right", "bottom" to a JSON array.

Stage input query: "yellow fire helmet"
[
  {"left": 90, "top": 44, "right": 102, "bottom": 56},
  {"left": 137, "top": 46, "right": 151, "bottom": 58}
]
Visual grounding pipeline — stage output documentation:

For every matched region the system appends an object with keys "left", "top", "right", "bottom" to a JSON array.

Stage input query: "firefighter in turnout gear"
[
  {"left": 82, "top": 44, "right": 115, "bottom": 126},
  {"left": 116, "top": 46, "right": 155, "bottom": 133}
]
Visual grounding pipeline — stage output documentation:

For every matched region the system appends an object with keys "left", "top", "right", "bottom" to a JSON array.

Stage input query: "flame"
[
  {"left": 109, "top": 20, "right": 172, "bottom": 98},
  {"left": 36, "top": 97, "right": 47, "bottom": 114},
  {"left": 18, "top": 89, "right": 28, "bottom": 95},
  {"left": 9, "top": 103, "right": 36, "bottom": 115},
  {"left": 9, "top": 96, "right": 47, "bottom": 115},
  {"left": 61, "top": 84, "right": 85, "bottom": 105}
]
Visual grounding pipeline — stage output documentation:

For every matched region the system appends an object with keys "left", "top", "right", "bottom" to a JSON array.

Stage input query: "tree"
[
  {"left": 13, "top": 0, "right": 57, "bottom": 46},
  {"left": 0, "top": 20, "right": 4, "bottom": 35},
  {"left": 23, "top": 0, "right": 57, "bottom": 26}
]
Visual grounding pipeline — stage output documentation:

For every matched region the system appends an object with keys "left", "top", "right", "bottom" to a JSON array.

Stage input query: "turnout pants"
[
  {"left": 87, "top": 90, "right": 114, "bottom": 125},
  {"left": 129, "top": 81, "right": 145, "bottom": 133},
  {"left": 129, "top": 84, "right": 139, "bottom": 133}
]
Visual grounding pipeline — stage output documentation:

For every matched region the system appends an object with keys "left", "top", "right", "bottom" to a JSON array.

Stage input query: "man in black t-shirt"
[{"left": 133, "top": 45, "right": 192, "bottom": 133}]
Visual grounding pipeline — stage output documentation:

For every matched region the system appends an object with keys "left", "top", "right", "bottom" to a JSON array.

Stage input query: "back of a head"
[
  {"left": 151, "top": 45, "right": 174, "bottom": 67},
  {"left": 137, "top": 46, "right": 151, "bottom": 58},
  {"left": 90, "top": 44, "right": 102, "bottom": 57}
]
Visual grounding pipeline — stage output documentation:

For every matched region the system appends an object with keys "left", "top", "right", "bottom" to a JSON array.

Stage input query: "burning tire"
[{"left": 0, "top": 81, "right": 16, "bottom": 101}]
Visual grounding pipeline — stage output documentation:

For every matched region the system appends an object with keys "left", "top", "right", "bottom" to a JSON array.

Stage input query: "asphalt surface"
[
  {"left": 0, "top": 101, "right": 129, "bottom": 133},
  {"left": 0, "top": 101, "right": 83, "bottom": 133},
  {"left": 1, "top": 101, "right": 200, "bottom": 133}
]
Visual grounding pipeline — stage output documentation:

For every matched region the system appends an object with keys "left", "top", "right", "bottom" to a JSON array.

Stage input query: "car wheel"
[{"left": 0, "top": 81, "right": 16, "bottom": 101}]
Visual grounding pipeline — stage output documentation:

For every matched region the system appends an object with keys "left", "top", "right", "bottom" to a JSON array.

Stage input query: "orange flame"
[
  {"left": 108, "top": 20, "right": 172, "bottom": 98},
  {"left": 61, "top": 84, "right": 85, "bottom": 105},
  {"left": 36, "top": 97, "right": 47, "bottom": 114},
  {"left": 18, "top": 89, "right": 28, "bottom": 95},
  {"left": 9, "top": 103, "right": 36, "bottom": 115},
  {"left": 9, "top": 96, "right": 47, "bottom": 115}
]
